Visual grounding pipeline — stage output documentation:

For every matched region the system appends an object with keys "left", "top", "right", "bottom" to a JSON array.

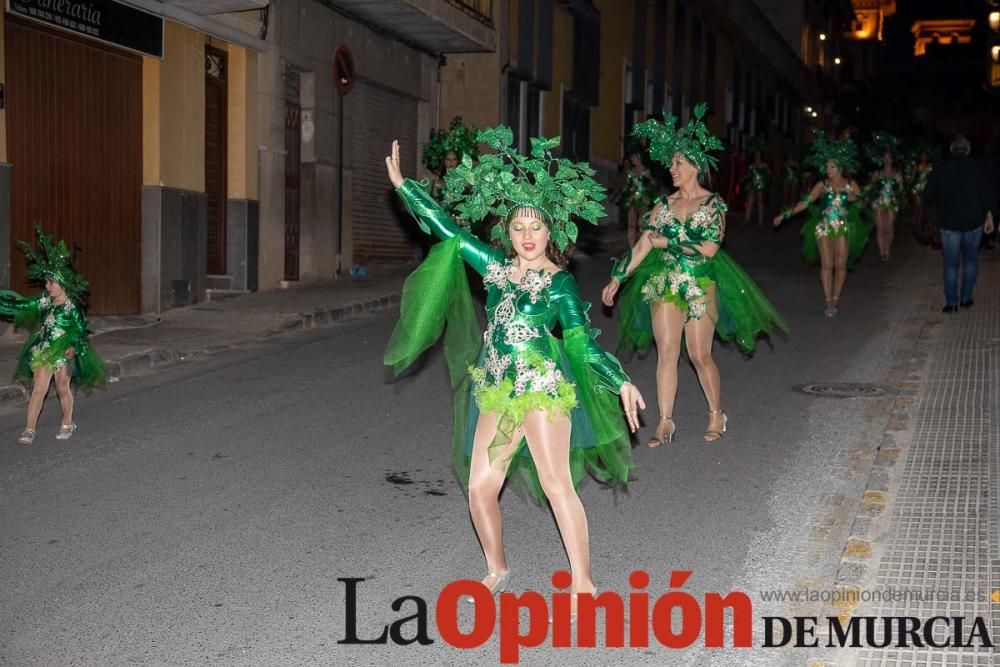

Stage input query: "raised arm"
[{"left": 386, "top": 140, "right": 500, "bottom": 275}]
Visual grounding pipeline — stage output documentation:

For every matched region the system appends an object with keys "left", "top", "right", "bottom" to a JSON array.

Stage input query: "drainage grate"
[{"left": 794, "top": 382, "right": 891, "bottom": 398}]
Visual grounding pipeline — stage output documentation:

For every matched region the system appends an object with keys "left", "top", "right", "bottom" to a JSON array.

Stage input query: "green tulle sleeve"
[
  {"left": 396, "top": 178, "right": 502, "bottom": 276},
  {"left": 552, "top": 272, "right": 629, "bottom": 393},
  {"left": 0, "top": 290, "right": 42, "bottom": 330},
  {"left": 383, "top": 235, "right": 481, "bottom": 390}
]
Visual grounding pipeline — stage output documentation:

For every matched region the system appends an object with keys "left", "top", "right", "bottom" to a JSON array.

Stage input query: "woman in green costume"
[
  {"left": 775, "top": 130, "right": 870, "bottom": 317},
  {"left": 618, "top": 148, "right": 657, "bottom": 247},
  {"left": 384, "top": 130, "right": 645, "bottom": 612},
  {"left": 866, "top": 132, "right": 903, "bottom": 262},
  {"left": 0, "top": 224, "right": 105, "bottom": 445},
  {"left": 602, "top": 104, "right": 786, "bottom": 448},
  {"left": 742, "top": 136, "right": 770, "bottom": 228}
]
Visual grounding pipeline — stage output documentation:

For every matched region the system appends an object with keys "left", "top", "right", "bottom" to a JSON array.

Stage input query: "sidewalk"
[
  {"left": 0, "top": 265, "right": 413, "bottom": 409},
  {"left": 821, "top": 248, "right": 999, "bottom": 665}
]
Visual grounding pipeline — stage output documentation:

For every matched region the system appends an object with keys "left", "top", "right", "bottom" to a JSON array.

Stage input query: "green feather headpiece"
[
  {"left": 440, "top": 126, "right": 607, "bottom": 252},
  {"left": 806, "top": 129, "right": 860, "bottom": 174},
  {"left": 631, "top": 103, "right": 724, "bottom": 173},
  {"left": 18, "top": 223, "right": 89, "bottom": 301},
  {"left": 865, "top": 132, "right": 902, "bottom": 166},
  {"left": 422, "top": 117, "right": 480, "bottom": 172}
]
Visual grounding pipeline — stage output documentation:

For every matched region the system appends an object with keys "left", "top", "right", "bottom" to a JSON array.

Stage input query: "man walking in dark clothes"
[{"left": 923, "top": 135, "right": 996, "bottom": 313}]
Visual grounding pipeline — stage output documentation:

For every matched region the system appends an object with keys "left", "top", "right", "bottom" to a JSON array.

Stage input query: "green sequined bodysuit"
[
  {"left": 873, "top": 175, "right": 902, "bottom": 212},
  {"left": 621, "top": 169, "right": 656, "bottom": 210},
  {"left": 0, "top": 291, "right": 106, "bottom": 389},
  {"left": 389, "top": 179, "right": 635, "bottom": 501},
  {"left": 799, "top": 181, "right": 872, "bottom": 268}
]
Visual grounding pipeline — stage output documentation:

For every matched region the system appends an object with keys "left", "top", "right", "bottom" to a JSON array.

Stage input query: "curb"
[{"left": 0, "top": 292, "right": 402, "bottom": 410}]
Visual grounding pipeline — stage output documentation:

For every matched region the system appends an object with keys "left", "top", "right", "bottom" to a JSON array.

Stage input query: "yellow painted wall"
[
  {"left": 142, "top": 21, "right": 205, "bottom": 192},
  {"left": 592, "top": 0, "right": 631, "bottom": 163},
  {"left": 438, "top": 0, "right": 505, "bottom": 135},
  {"left": 543, "top": 6, "right": 573, "bottom": 137},
  {"left": 227, "top": 45, "right": 258, "bottom": 200}
]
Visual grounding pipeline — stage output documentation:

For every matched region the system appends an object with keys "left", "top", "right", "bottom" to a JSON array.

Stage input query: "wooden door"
[
  {"left": 5, "top": 17, "right": 142, "bottom": 314},
  {"left": 205, "top": 46, "right": 228, "bottom": 276}
]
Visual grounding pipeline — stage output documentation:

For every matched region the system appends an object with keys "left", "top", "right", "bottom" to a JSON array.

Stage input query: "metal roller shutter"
[{"left": 352, "top": 81, "right": 418, "bottom": 262}]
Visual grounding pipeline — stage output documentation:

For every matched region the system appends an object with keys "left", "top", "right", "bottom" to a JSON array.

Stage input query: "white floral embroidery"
[
  {"left": 518, "top": 269, "right": 552, "bottom": 303},
  {"left": 512, "top": 358, "right": 564, "bottom": 397},
  {"left": 39, "top": 296, "right": 51, "bottom": 309},
  {"left": 640, "top": 270, "right": 707, "bottom": 319},
  {"left": 51, "top": 327, "right": 65, "bottom": 339},
  {"left": 652, "top": 206, "right": 675, "bottom": 232},
  {"left": 44, "top": 313, "right": 56, "bottom": 328},
  {"left": 484, "top": 346, "right": 512, "bottom": 384},
  {"left": 504, "top": 320, "right": 540, "bottom": 346},
  {"left": 483, "top": 261, "right": 516, "bottom": 289}
]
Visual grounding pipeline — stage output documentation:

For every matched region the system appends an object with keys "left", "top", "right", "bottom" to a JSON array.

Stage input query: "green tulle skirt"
[
  {"left": 453, "top": 339, "right": 635, "bottom": 505},
  {"left": 615, "top": 250, "right": 788, "bottom": 357},
  {"left": 385, "top": 236, "right": 635, "bottom": 505},
  {"left": 14, "top": 334, "right": 106, "bottom": 390},
  {"left": 800, "top": 204, "right": 872, "bottom": 268}
]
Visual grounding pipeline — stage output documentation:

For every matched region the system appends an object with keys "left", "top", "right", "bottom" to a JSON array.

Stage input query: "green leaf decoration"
[
  {"left": 440, "top": 125, "right": 608, "bottom": 252},
  {"left": 422, "top": 117, "right": 481, "bottom": 171}
]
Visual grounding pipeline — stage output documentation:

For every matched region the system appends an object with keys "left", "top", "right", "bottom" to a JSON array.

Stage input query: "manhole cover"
[{"left": 794, "top": 383, "right": 890, "bottom": 398}]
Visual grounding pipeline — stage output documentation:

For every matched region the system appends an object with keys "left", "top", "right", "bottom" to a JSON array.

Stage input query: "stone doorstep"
[{"left": 0, "top": 293, "right": 402, "bottom": 410}]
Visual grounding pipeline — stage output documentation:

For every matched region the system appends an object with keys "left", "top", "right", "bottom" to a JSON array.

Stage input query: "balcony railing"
[{"left": 446, "top": 0, "right": 493, "bottom": 25}]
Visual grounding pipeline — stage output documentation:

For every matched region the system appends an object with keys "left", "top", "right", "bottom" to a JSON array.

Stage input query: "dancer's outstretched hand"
[
  {"left": 385, "top": 140, "right": 404, "bottom": 188},
  {"left": 620, "top": 382, "right": 645, "bottom": 433},
  {"left": 601, "top": 279, "right": 620, "bottom": 307},
  {"left": 773, "top": 215, "right": 784, "bottom": 227}
]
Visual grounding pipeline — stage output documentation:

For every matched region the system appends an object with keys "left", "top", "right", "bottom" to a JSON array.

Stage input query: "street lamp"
[
  {"left": 990, "top": 12, "right": 999, "bottom": 31},
  {"left": 805, "top": 105, "right": 813, "bottom": 113},
  {"left": 811, "top": 111, "right": 819, "bottom": 118},
  {"left": 834, "top": 57, "right": 842, "bottom": 65},
  {"left": 820, "top": 33, "right": 827, "bottom": 41}
]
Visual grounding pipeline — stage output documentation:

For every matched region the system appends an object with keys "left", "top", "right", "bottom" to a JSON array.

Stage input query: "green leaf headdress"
[
  {"left": 806, "top": 129, "right": 860, "bottom": 174},
  {"left": 631, "top": 102, "right": 724, "bottom": 173},
  {"left": 865, "top": 131, "right": 902, "bottom": 166},
  {"left": 18, "top": 223, "right": 89, "bottom": 301},
  {"left": 421, "top": 117, "right": 480, "bottom": 172},
  {"left": 440, "top": 126, "right": 607, "bottom": 252}
]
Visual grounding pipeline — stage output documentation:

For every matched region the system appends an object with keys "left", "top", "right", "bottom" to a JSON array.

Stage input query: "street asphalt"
[{"left": 0, "top": 220, "right": 942, "bottom": 666}]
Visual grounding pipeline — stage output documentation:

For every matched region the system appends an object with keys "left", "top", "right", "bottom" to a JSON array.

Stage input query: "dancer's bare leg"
[
  {"left": 832, "top": 237, "right": 849, "bottom": 306},
  {"left": 627, "top": 209, "right": 639, "bottom": 248},
  {"left": 467, "top": 412, "right": 520, "bottom": 588},
  {"left": 520, "top": 410, "right": 594, "bottom": 602},
  {"left": 684, "top": 285, "right": 722, "bottom": 434},
  {"left": 25, "top": 367, "right": 53, "bottom": 431},
  {"left": 650, "top": 300, "right": 687, "bottom": 443},
  {"left": 54, "top": 365, "right": 74, "bottom": 426},
  {"left": 817, "top": 236, "right": 835, "bottom": 307},
  {"left": 884, "top": 211, "right": 896, "bottom": 260}
]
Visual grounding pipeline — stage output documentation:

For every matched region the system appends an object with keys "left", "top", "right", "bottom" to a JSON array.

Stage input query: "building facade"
[{"left": 0, "top": 0, "right": 267, "bottom": 315}]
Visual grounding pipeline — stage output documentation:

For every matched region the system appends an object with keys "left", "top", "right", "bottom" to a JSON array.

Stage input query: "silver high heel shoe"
[
  {"left": 647, "top": 416, "right": 675, "bottom": 447},
  {"left": 17, "top": 428, "right": 36, "bottom": 445},
  {"left": 55, "top": 424, "right": 77, "bottom": 441},
  {"left": 462, "top": 570, "right": 512, "bottom": 604},
  {"left": 704, "top": 409, "right": 728, "bottom": 442}
]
